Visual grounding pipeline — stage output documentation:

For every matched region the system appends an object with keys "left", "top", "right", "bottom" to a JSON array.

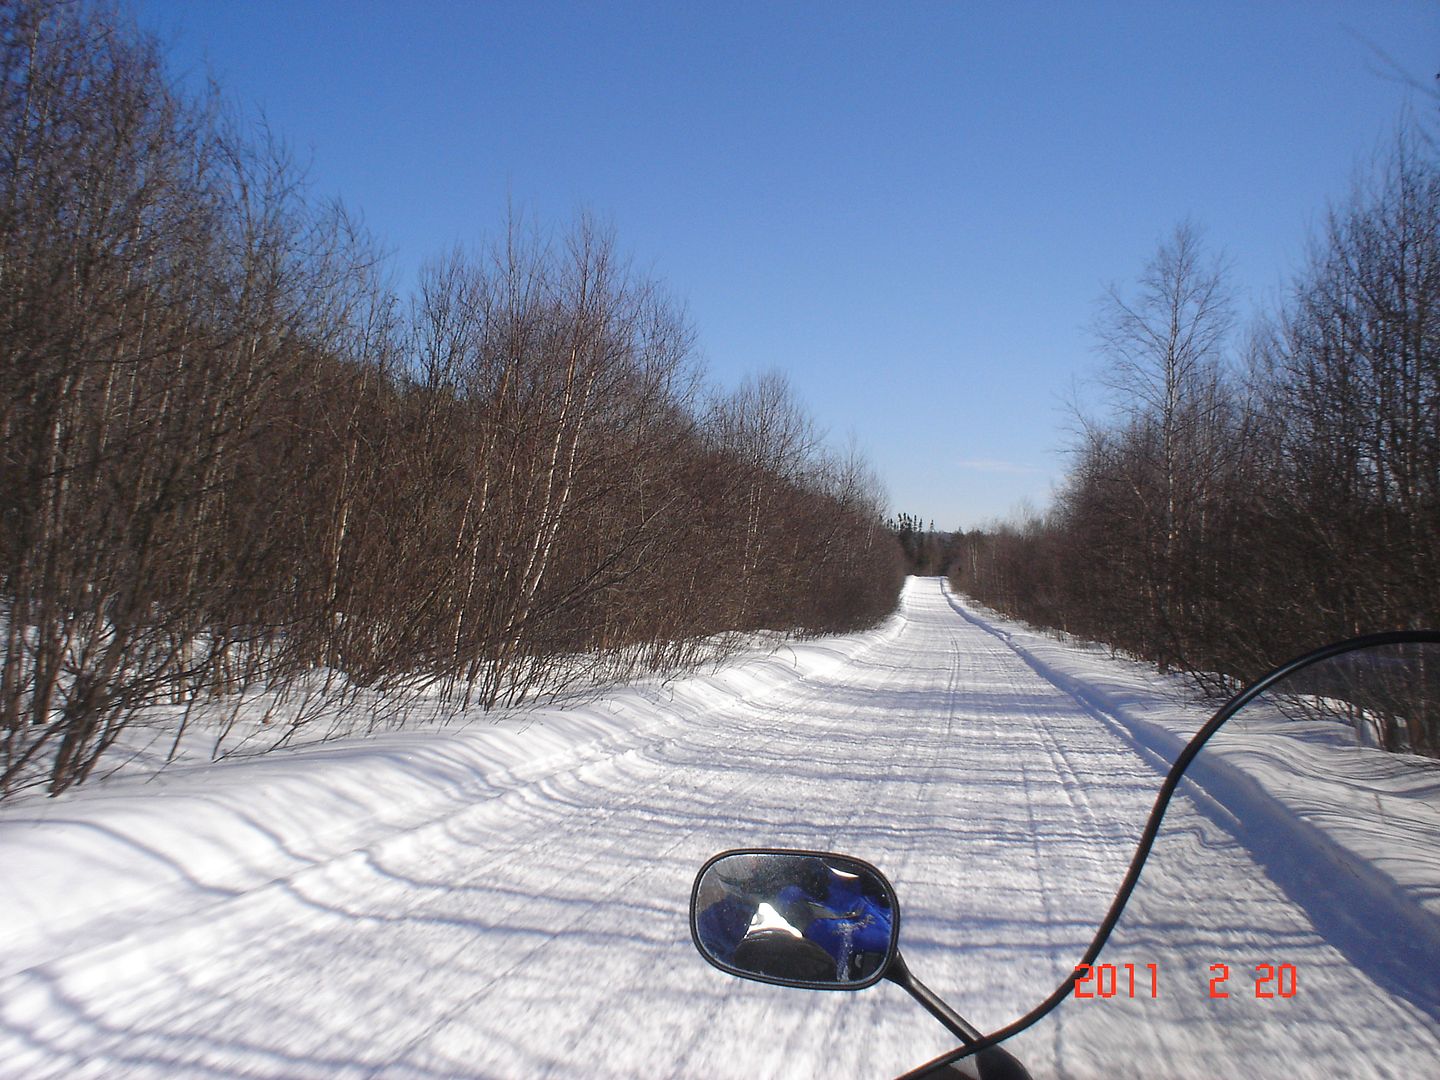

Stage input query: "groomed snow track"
[{"left": 1, "top": 578, "right": 1435, "bottom": 1078}]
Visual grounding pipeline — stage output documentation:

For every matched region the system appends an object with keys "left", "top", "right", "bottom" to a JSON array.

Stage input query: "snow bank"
[
  {"left": 944, "top": 583, "right": 1440, "bottom": 1021},
  {"left": 0, "top": 609, "right": 906, "bottom": 980}
]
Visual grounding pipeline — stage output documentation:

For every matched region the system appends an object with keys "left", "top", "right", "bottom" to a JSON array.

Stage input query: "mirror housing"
[{"left": 690, "top": 848, "right": 900, "bottom": 990}]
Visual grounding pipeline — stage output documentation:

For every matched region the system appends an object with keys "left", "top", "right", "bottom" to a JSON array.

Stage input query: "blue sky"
[{"left": 132, "top": 1, "right": 1438, "bottom": 529}]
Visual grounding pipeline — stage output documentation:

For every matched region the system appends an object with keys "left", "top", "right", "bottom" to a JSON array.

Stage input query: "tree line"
[
  {"left": 885, "top": 512, "right": 959, "bottom": 576},
  {"left": 0, "top": 0, "right": 904, "bottom": 797},
  {"left": 952, "top": 130, "right": 1440, "bottom": 751}
]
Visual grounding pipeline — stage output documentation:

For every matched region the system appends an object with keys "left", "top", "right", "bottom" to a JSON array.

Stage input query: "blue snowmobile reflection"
[{"left": 695, "top": 854, "right": 894, "bottom": 984}]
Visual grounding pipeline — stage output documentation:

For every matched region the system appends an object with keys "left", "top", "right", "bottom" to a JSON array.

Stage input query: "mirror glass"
[{"left": 690, "top": 849, "right": 899, "bottom": 989}]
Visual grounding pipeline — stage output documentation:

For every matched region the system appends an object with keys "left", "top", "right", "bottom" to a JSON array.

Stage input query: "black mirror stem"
[{"left": 884, "top": 951, "right": 982, "bottom": 1045}]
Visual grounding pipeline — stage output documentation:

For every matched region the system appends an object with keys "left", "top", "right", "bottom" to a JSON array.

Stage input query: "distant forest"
[
  {"left": 951, "top": 132, "right": 1440, "bottom": 690},
  {"left": 0, "top": 0, "right": 904, "bottom": 796}
]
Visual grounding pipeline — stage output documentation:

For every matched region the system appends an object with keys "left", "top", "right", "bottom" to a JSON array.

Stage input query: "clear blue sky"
[{"left": 132, "top": 1, "right": 1438, "bottom": 530}]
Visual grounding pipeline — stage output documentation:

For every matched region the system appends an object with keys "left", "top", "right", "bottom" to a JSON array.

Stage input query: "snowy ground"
[{"left": 1, "top": 577, "right": 1437, "bottom": 1078}]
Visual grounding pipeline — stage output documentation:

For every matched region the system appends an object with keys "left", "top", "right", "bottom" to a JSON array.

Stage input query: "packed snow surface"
[{"left": 2, "top": 578, "right": 1437, "bottom": 1078}]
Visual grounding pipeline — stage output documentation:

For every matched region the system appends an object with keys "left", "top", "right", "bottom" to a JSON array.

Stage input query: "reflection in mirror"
[{"left": 691, "top": 850, "right": 899, "bottom": 989}]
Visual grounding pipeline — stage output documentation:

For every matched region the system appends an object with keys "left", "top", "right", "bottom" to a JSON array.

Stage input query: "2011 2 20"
[{"left": 1072, "top": 962, "right": 1298, "bottom": 1000}]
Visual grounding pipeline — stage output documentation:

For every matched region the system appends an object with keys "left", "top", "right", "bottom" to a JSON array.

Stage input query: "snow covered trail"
[{"left": 0, "top": 578, "right": 1435, "bottom": 1078}]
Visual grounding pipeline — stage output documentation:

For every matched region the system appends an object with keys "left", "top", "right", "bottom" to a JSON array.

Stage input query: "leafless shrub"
[
  {"left": 0, "top": 0, "right": 903, "bottom": 797},
  {"left": 952, "top": 135, "right": 1440, "bottom": 747}
]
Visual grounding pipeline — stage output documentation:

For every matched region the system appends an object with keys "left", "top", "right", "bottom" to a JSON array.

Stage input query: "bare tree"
[
  {"left": 0, "top": 0, "right": 907, "bottom": 797},
  {"left": 1263, "top": 131, "right": 1440, "bottom": 639},
  {"left": 1091, "top": 222, "right": 1237, "bottom": 669}
]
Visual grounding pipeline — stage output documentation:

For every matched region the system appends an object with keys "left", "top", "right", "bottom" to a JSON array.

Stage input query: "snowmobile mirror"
[{"left": 690, "top": 848, "right": 900, "bottom": 990}]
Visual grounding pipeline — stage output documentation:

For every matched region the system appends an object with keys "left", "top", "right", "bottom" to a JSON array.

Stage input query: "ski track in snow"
[{"left": 1, "top": 578, "right": 1437, "bottom": 1078}]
